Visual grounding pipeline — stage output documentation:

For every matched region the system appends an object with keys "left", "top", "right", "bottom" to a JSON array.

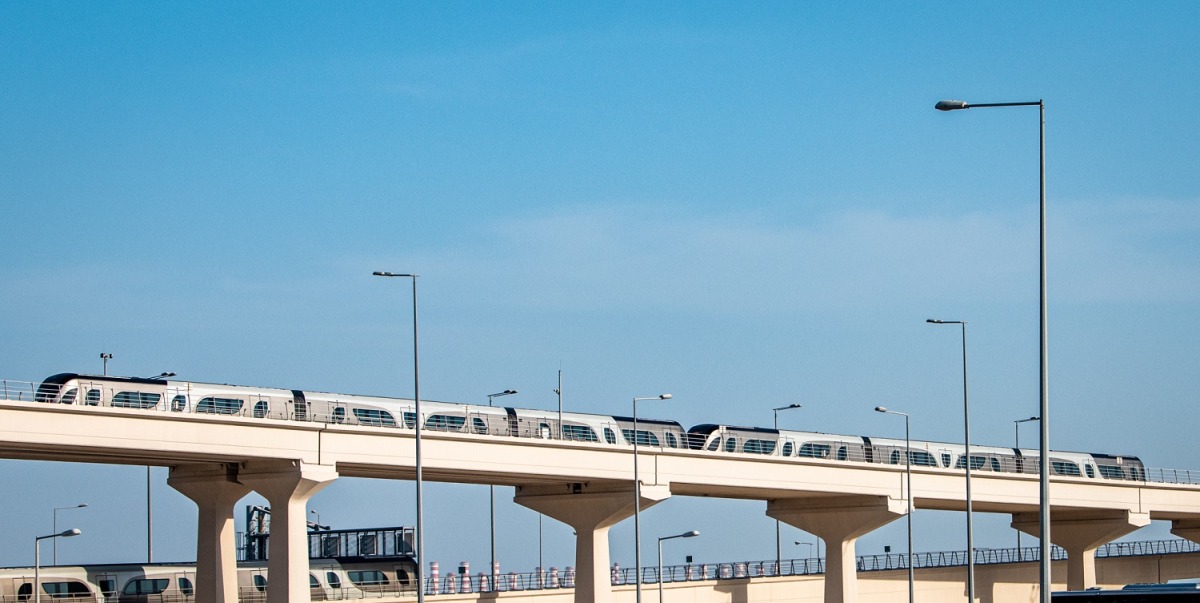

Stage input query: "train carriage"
[{"left": 30, "top": 373, "right": 1147, "bottom": 483}]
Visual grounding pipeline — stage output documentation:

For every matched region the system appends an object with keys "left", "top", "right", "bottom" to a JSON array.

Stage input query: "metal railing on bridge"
[{"left": 5, "top": 377, "right": 1200, "bottom": 487}]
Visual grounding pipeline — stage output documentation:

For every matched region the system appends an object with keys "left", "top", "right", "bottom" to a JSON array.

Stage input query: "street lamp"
[
  {"left": 875, "top": 407, "right": 914, "bottom": 603},
  {"left": 373, "top": 271, "right": 425, "bottom": 603},
  {"left": 486, "top": 389, "right": 518, "bottom": 590},
  {"left": 140, "top": 371, "right": 175, "bottom": 563},
  {"left": 1014, "top": 416, "right": 1040, "bottom": 559},
  {"left": 633, "top": 393, "right": 673, "bottom": 603},
  {"left": 771, "top": 403, "right": 803, "bottom": 570},
  {"left": 35, "top": 529, "right": 81, "bottom": 603},
  {"left": 657, "top": 530, "right": 699, "bottom": 603},
  {"left": 309, "top": 509, "right": 324, "bottom": 531},
  {"left": 936, "top": 97, "right": 1049, "bottom": 603},
  {"left": 51, "top": 504, "right": 87, "bottom": 565},
  {"left": 927, "top": 318, "right": 974, "bottom": 602}
]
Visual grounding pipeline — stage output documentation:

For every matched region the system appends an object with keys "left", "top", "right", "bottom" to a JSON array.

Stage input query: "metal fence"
[{"left": 605, "top": 538, "right": 1200, "bottom": 588}]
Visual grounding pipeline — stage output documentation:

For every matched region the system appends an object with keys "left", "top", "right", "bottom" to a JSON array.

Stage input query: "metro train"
[
  {"left": 0, "top": 557, "right": 415, "bottom": 603},
  {"left": 30, "top": 373, "right": 1146, "bottom": 482}
]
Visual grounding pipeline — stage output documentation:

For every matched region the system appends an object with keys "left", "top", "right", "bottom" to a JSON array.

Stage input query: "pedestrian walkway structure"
[{"left": 4, "top": 398, "right": 1200, "bottom": 603}]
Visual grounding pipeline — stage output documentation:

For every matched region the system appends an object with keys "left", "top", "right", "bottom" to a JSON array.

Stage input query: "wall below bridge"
[{"left": 405, "top": 553, "right": 1200, "bottom": 603}]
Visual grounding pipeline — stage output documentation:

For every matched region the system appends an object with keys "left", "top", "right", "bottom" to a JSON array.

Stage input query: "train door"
[
  {"left": 291, "top": 391, "right": 309, "bottom": 421},
  {"left": 167, "top": 383, "right": 189, "bottom": 413},
  {"left": 95, "top": 574, "right": 119, "bottom": 601},
  {"left": 505, "top": 408, "right": 519, "bottom": 437}
]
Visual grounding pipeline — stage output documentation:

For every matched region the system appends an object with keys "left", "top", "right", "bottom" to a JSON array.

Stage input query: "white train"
[
  {"left": 31, "top": 373, "right": 1145, "bottom": 482},
  {"left": 685, "top": 424, "right": 1146, "bottom": 481},
  {"left": 0, "top": 558, "right": 416, "bottom": 603}
]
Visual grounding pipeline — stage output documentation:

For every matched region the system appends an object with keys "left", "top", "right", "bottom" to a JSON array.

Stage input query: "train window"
[
  {"left": 955, "top": 456, "right": 988, "bottom": 470},
  {"left": 348, "top": 571, "right": 389, "bottom": 586},
  {"left": 332, "top": 407, "right": 346, "bottom": 424},
  {"left": 472, "top": 417, "right": 488, "bottom": 434},
  {"left": 326, "top": 572, "right": 342, "bottom": 589},
  {"left": 253, "top": 401, "right": 269, "bottom": 418},
  {"left": 837, "top": 447, "right": 849, "bottom": 461},
  {"left": 604, "top": 427, "right": 617, "bottom": 444},
  {"left": 353, "top": 408, "right": 397, "bottom": 427},
  {"left": 122, "top": 579, "right": 169, "bottom": 595},
  {"left": 620, "top": 429, "right": 659, "bottom": 447},
  {"left": 911, "top": 451, "right": 938, "bottom": 467},
  {"left": 86, "top": 389, "right": 101, "bottom": 405},
  {"left": 397, "top": 570, "right": 411, "bottom": 585},
  {"left": 942, "top": 453, "right": 951, "bottom": 468},
  {"left": 782, "top": 442, "right": 794, "bottom": 456},
  {"left": 890, "top": 450, "right": 901, "bottom": 465},
  {"left": 42, "top": 582, "right": 92, "bottom": 598},
  {"left": 253, "top": 575, "right": 268, "bottom": 592},
  {"left": 707, "top": 438, "right": 721, "bottom": 451},
  {"left": 310, "top": 575, "right": 320, "bottom": 589},
  {"left": 563, "top": 424, "right": 599, "bottom": 442},
  {"left": 1085, "top": 465, "right": 1096, "bottom": 478},
  {"left": 990, "top": 458, "right": 1002, "bottom": 472},
  {"left": 1051, "top": 461, "right": 1082, "bottom": 477},
  {"left": 743, "top": 439, "right": 776, "bottom": 454},
  {"left": 196, "top": 397, "right": 243, "bottom": 414},
  {"left": 665, "top": 432, "right": 679, "bottom": 448},
  {"left": 17, "top": 583, "right": 31, "bottom": 602},
  {"left": 799, "top": 443, "right": 832, "bottom": 459},
  {"left": 113, "top": 391, "right": 163, "bottom": 409},
  {"left": 60, "top": 388, "right": 78, "bottom": 404},
  {"left": 1097, "top": 465, "right": 1126, "bottom": 479},
  {"left": 403, "top": 412, "right": 417, "bottom": 429},
  {"left": 98, "top": 579, "right": 117, "bottom": 597},
  {"left": 426, "top": 414, "right": 466, "bottom": 431},
  {"left": 171, "top": 395, "right": 187, "bottom": 412},
  {"left": 538, "top": 423, "right": 552, "bottom": 439},
  {"left": 178, "top": 577, "right": 194, "bottom": 596},
  {"left": 724, "top": 437, "right": 736, "bottom": 453}
]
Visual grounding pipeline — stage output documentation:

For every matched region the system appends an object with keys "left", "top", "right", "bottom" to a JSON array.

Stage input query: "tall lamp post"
[
  {"left": 51, "top": 504, "right": 87, "bottom": 565},
  {"left": 486, "top": 389, "right": 518, "bottom": 590},
  {"left": 771, "top": 403, "right": 802, "bottom": 570},
  {"left": 372, "top": 271, "right": 425, "bottom": 603},
  {"left": 927, "top": 318, "right": 974, "bottom": 602},
  {"left": 143, "top": 371, "right": 175, "bottom": 564},
  {"left": 875, "top": 407, "right": 914, "bottom": 603},
  {"left": 657, "top": 530, "right": 699, "bottom": 603},
  {"left": 936, "top": 97, "right": 1049, "bottom": 603},
  {"left": 35, "top": 529, "right": 81, "bottom": 603},
  {"left": 633, "top": 393, "right": 673, "bottom": 603},
  {"left": 1014, "top": 415, "right": 1040, "bottom": 560}
]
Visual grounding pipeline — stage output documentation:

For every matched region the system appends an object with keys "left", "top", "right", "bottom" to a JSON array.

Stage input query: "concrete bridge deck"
[{"left": 4, "top": 397, "right": 1200, "bottom": 603}]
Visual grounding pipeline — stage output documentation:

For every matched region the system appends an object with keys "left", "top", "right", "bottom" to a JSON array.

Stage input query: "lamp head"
[
  {"left": 935, "top": 100, "right": 969, "bottom": 111},
  {"left": 683, "top": 530, "right": 700, "bottom": 538},
  {"left": 875, "top": 406, "right": 887, "bottom": 413},
  {"left": 60, "top": 528, "right": 81, "bottom": 538},
  {"left": 659, "top": 394, "right": 672, "bottom": 400}
]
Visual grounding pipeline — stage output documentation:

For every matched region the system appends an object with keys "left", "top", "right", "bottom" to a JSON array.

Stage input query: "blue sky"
[{"left": 3, "top": 1, "right": 1200, "bottom": 575}]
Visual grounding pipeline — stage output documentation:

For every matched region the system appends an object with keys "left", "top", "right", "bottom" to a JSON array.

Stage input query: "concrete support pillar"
[
  {"left": 768, "top": 496, "right": 906, "bottom": 603},
  {"left": 239, "top": 461, "right": 338, "bottom": 603},
  {"left": 168, "top": 463, "right": 252, "bottom": 603},
  {"left": 1013, "top": 510, "right": 1149, "bottom": 591},
  {"left": 1170, "top": 519, "right": 1200, "bottom": 545},
  {"left": 515, "top": 483, "right": 670, "bottom": 603}
]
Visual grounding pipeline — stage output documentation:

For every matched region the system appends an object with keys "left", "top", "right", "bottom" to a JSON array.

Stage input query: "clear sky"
[{"left": 3, "top": 0, "right": 1200, "bottom": 576}]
